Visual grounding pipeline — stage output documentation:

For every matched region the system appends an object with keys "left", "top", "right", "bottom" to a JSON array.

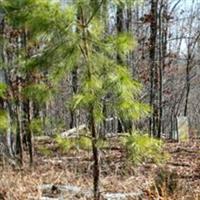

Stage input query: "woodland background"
[{"left": 0, "top": 0, "right": 200, "bottom": 199}]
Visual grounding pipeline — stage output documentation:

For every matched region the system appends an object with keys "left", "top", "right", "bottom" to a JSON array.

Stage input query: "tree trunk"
[
  {"left": 89, "top": 107, "right": 100, "bottom": 200},
  {"left": 157, "top": 0, "right": 168, "bottom": 137},
  {"left": 149, "top": 0, "right": 158, "bottom": 137},
  {"left": 184, "top": 58, "right": 191, "bottom": 116},
  {"left": 16, "top": 77, "right": 24, "bottom": 166},
  {"left": 6, "top": 101, "right": 14, "bottom": 157},
  {"left": 23, "top": 99, "right": 33, "bottom": 165},
  {"left": 70, "top": 67, "right": 78, "bottom": 128}
]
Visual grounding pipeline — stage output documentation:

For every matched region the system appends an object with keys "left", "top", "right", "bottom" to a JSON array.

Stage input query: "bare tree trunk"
[
  {"left": 149, "top": 0, "right": 158, "bottom": 137},
  {"left": 70, "top": 67, "right": 78, "bottom": 128},
  {"left": 184, "top": 58, "right": 190, "bottom": 117},
  {"left": 89, "top": 107, "right": 100, "bottom": 200},
  {"left": 16, "top": 77, "right": 24, "bottom": 166},
  {"left": 23, "top": 100, "right": 33, "bottom": 165},
  {"left": 6, "top": 101, "right": 14, "bottom": 157},
  {"left": 28, "top": 101, "right": 34, "bottom": 165},
  {"left": 157, "top": 0, "right": 168, "bottom": 137}
]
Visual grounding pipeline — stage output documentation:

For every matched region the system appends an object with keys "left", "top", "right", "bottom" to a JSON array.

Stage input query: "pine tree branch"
[{"left": 85, "top": 0, "right": 105, "bottom": 27}]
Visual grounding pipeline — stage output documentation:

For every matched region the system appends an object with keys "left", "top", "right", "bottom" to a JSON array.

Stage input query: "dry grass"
[{"left": 0, "top": 138, "right": 200, "bottom": 200}]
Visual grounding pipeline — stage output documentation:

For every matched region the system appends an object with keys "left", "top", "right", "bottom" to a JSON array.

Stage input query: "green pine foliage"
[
  {"left": 77, "top": 136, "right": 108, "bottom": 150},
  {"left": 54, "top": 135, "right": 91, "bottom": 152},
  {"left": 76, "top": 136, "right": 92, "bottom": 151},
  {"left": 0, "top": 83, "right": 7, "bottom": 98},
  {"left": 121, "top": 132, "right": 169, "bottom": 165},
  {"left": 29, "top": 118, "right": 43, "bottom": 136},
  {"left": 2, "top": 0, "right": 150, "bottom": 125},
  {"left": 55, "top": 134, "right": 73, "bottom": 153},
  {"left": 0, "top": 83, "right": 8, "bottom": 132},
  {"left": 37, "top": 146, "right": 53, "bottom": 156},
  {"left": 54, "top": 135, "right": 110, "bottom": 152},
  {"left": 23, "top": 83, "right": 53, "bottom": 104},
  {"left": 65, "top": 1, "right": 150, "bottom": 125},
  {"left": 0, "top": 110, "right": 8, "bottom": 132}
]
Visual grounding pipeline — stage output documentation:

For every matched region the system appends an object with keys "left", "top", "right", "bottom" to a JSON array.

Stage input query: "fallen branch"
[
  {"left": 171, "top": 147, "right": 198, "bottom": 154},
  {"left": 166, "top": 162, "right": 190, "bottom": 167}
]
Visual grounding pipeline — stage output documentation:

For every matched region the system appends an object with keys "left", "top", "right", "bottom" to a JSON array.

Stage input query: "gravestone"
[
  {"left": 172, "top": 130, "right": 178, "bottom": 141},
  {"left": 177, "top": 116, "right": 189, "bottom": 142}
]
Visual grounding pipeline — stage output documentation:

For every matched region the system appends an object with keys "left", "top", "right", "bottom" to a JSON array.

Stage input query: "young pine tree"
[
  {"left": 63, "top": 1, "right": 150, "bottom": 199},
  {"left": 31, "top": 0, "right": 149, "bottom": 199}
]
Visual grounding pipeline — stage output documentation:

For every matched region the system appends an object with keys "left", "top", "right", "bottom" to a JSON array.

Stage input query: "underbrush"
[
  {"left": 121, "top": 132, "right": 169, "bottom": 165},
  {"left": 1, "top": 136, "right": 199, "bottom": 199}
]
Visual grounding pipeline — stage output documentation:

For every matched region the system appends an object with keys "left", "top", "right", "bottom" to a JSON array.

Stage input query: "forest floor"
[{"left": 0, "top": 137, "right": 200, "bottom": 200}]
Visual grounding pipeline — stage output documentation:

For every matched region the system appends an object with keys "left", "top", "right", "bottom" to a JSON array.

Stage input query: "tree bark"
[
  {"left": 184, "top": 56, "right": 191, "bottom": 116},
  {"left": 149, "top": 0, "right": 158, "bottom": 137},
  {"left": 89, "top": 107, "right": 100, "bottom": 200},
  {"left": 16, "top": 77, "right": 24, "bottom": 166},
  {"left": 70, "top": 67, "right": 78, "bottom": 128}
]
